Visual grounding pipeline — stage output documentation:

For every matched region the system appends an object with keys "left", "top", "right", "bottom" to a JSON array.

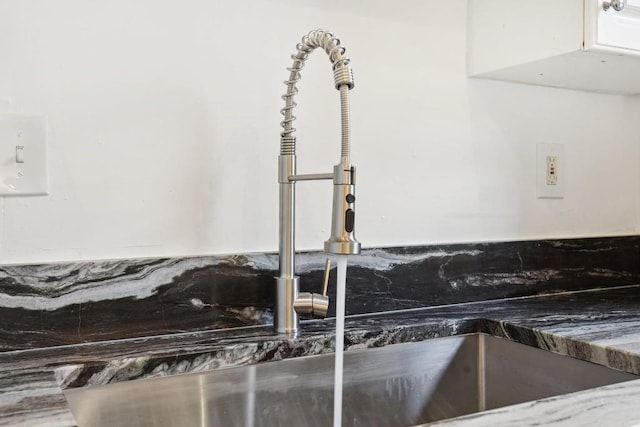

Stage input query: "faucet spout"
[{"left": 275, "top": 30, "right": 361, "bottom": 334}]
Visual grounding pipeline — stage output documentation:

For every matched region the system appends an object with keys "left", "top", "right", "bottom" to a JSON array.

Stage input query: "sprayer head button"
[{"left": 345, "top": 209, "right": 355, "bottom": 233}]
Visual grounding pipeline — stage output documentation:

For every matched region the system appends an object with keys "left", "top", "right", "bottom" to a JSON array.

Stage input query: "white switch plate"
[
  {"left": 0, "top": 113, "right": 48, "bottom": 196},
  {"left": 537, "top": 143, "right": 564, "bottom": 199}
]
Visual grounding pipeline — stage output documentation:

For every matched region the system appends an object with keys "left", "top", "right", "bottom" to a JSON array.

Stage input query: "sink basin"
[{"left": 64, "top": 333, "right": 637, "bottom": 426}]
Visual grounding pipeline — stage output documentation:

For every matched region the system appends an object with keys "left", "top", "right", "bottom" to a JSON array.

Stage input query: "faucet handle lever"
[
  {"left": 322, "top": 259, "right": 331, "bottom": 297},
  {"left": 293, "top": 258, "right": 332, "bottom": 318}
]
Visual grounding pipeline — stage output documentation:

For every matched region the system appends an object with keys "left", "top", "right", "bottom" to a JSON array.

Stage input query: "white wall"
[{"left": 0, "top": 0, "right": 638, "bottom": 264}]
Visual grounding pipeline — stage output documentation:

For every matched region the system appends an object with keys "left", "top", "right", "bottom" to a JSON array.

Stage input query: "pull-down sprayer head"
[{"left": 324, "top": 163, "right": 360, "bottom": 255}]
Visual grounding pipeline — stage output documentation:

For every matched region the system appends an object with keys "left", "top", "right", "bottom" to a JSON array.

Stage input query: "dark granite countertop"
[{"left": 2, "top": 285, "right": 640, "bottom": 426}]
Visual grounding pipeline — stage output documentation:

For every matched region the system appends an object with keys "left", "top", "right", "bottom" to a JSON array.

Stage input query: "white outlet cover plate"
[
  {"left": 0, "top": 113, "right": 48, "bottom": 196},
  {"left": 537, "top": 142, "right": 564, "bottom": 199}
]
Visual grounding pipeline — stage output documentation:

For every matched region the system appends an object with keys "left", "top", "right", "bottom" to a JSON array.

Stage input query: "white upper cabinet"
[{"left": 468, "top": 0, "right": 640, "bottom": 94}]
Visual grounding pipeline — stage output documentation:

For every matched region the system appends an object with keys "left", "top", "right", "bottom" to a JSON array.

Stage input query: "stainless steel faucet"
[{"left": 275, "top": 29, "right": 361, "bottom": 334}]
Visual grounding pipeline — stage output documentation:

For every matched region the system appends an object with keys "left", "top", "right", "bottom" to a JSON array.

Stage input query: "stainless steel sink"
[{"left": 64, "top": 333, "right": 638, "bottom": 427}]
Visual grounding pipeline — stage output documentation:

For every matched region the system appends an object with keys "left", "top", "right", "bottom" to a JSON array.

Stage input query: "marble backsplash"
[{"left": 0, "top": 236, "right": 637, "bottom": 351}]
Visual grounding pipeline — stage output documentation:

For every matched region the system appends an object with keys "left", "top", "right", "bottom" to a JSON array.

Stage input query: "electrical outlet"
[
  {"left": 537, "top": 143, "right": 564, "bottom": 199},
  {"left": 546, "top": 155, "right": 558, "bottom": 185}
]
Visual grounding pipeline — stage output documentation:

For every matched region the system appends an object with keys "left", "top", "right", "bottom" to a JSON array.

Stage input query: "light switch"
[
  {"left": 0, "top": 113, "right": 48, "bottom": 196},
  {"left": 16, "top": 146, "right": 25, "bottom": 163}
]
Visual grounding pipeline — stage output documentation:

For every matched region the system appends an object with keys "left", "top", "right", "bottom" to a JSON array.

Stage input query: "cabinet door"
[{"left": 585, "top": 0, "right": 640, "bottom": 55}]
